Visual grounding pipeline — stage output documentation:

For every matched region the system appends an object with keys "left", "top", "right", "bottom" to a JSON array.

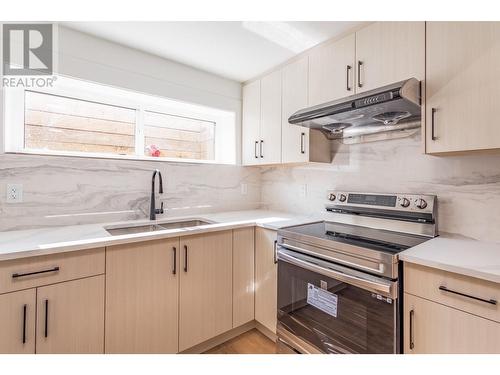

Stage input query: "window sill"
[{"left": 4, "top": 150, "right": 236, "bottom": 166}]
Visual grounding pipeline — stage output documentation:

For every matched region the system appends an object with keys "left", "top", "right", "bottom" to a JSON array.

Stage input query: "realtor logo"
[{"left": 3, "top": 23, "right": 53, "bottom": 75}]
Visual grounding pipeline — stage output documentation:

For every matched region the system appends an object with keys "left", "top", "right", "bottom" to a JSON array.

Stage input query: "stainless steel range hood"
[{"left": 288, "top": 78, "right": 421, "bottom": 140}]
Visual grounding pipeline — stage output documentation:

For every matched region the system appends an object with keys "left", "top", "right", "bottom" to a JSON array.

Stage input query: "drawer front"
[
  {"left": 0, "top": 248, "right": 105, "bottom": 294},
  {"left": 404, "top": 262, "right": 500, "bottom": 322}
]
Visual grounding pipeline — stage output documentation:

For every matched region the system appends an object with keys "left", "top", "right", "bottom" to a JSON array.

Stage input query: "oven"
[{"left": 277, "top": 245, "right": 401, "bottom": 354}]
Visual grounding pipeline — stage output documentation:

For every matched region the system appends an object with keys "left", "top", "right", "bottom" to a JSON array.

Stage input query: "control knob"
[
  {"left": 416, "top": 198, "right": 428, "bottom": 209},
  {"left": 400, "top": 198, "right": 410, "bottom": 208},
  {"left": 328, "top": 193, "right": 336, "bottom": 201},
  {"left": 338, "top": 194, "right": 347, "bottom": 202}
]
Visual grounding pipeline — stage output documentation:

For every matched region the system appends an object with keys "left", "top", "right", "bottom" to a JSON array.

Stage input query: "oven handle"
[{"left": 278, "top": 248, "right": 396, "bottom": 298}]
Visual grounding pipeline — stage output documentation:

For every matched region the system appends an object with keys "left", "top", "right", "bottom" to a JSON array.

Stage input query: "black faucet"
[{"left": 150, "top": 169, "right": 164, "bottom": 220}]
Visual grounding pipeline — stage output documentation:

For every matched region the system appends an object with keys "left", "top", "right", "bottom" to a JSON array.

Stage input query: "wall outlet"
[
  {"left": 240, "top": 183, "right": 248, "bottom": 195},
  {"left": 6, "top": 184, "right": 23, "bottom": 203},
  {"left": 299, "top": 184, "right": 308, "bottom": 198}
]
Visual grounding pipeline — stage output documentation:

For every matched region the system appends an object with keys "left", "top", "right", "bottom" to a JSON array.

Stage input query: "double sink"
[{"left": 105, "top": 219, "right": 212, "bottom": 236}]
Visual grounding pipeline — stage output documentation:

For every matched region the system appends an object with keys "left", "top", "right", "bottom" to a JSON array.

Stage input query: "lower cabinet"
[
  {"left": 232, "top": 227, "right": 255, "bottom": 327},
  {"left": 36, "top": 275, "right": 105, "bottom": 354},
  {"left": 0, "top": 289, "right": 36, "bottom": 353},
  {"left": 255, "top": 227, "right": 278, "bottom": 334},
  {"left": 105, "top": 238, "right": 180, "bottom": 353},
  {"left": 404, "top": 293, "right": 500, "bottom": 353},
  {"left": 179, "top": 231, "right": 233, "bottom": 351}
]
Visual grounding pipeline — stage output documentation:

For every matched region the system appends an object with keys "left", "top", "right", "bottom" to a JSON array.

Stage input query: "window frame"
[{"left": 3, "top": 76, "right": 236, "bottom": 165}]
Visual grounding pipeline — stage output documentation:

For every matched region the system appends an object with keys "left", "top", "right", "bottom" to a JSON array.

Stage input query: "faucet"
[{"left": 150, "top": 169, "right": 164, "bottom": 220}]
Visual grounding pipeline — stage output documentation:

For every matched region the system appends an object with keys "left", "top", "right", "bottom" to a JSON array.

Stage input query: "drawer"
[
  {"left": 0, "top": 248, "right": 105, "bottom": 294},
  {"left": 404, "top": 262, "right": 500, "bottom": 323}
]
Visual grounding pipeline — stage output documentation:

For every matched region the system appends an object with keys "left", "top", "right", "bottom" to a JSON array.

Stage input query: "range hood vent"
[{"left": 288, "top": 78, "right": 421, "bottom": 140}]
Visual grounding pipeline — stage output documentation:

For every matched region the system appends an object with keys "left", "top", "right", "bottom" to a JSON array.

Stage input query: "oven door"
[{"left": 277, "top": 246, "right": 400, "bottom": 354}]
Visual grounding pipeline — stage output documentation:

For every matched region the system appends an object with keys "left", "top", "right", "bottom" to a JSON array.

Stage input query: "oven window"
[{"left": 278, "top": 259, "right": 397, "bottom": 354}]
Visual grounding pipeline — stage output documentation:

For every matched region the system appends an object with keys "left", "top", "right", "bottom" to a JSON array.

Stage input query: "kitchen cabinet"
[
  {"left": 105, "top": 238, "right": 180, "bottom": 353},
  {"left": 255, "top": 227, "right": 278, "bottom": 334},
  {"left": 308, "top": 33, "right": 356, "bottom": 106},
  {"left": 242, "top": 80, "right": 261, "bottom": 165},
  {"left": 36, "top": 275, "right": 105, "bottom": 353},
  {"left": 0, "top": 289, "right": 36, "bottom": 354},
  {"left": 179, "top": 231, "right": 233, "bottom": 351},
  {"left": 404, "top": 293, "right": 500, "bottom": 353},
  {"left": 355, "top": 22, "right": 424, "bottom": 93},
  {"left": 425, "top": 22, "right": 500, "bottom": 154},
  {"left": 232, "top": 227, "right": 255, "bottom": 327}
]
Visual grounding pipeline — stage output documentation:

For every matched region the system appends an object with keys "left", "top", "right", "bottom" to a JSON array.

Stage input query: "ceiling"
[{"left": 62, "top": 21, "right": 362, "bottom": 82}]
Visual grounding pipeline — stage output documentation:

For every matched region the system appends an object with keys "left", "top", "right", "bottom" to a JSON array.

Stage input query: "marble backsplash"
[
  {"left": 0, "top": 154, "right": 261, "bottom": 231},
  {"left": 260, "top": 133, "right": 500, "bottom": 243}
]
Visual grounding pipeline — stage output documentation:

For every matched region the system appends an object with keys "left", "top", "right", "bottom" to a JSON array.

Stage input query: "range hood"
[{"left": 288, "top": 78, "right": 421, "bottom": 140}]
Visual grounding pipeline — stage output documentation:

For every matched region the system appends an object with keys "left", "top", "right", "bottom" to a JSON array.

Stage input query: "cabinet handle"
[
  {"left": 260, "top": 140, "right": 264, "bottom": 158},
  {"left": 172, "top": 246, "right": 177, "bottom": 275},
  {"left": 22, "top": 304, "right": 27, "bottom": 344},
  {"left": 300, "top": 132, "right": 305, "bottom": 154},
  {"left": 183, "top": 245, "right": 188, "bottom": 272},
  {"left": 346, "top": 65, "right": 352, "bottom": 91},
  {"left": 254, "top": 141, "right": 259, "bottom": 159},
  {"left": 431, "top": 108, "right": 437, "bottom": 141},
  {"left": 357, "top": 61, "right": 363, "bottom": 88},
  {"left": 273, "top": 240, "right": 278, "bottom": 264},
  {"left": 12, "top": 266, "right": 60, "bottom": 279},
  {"left": 409, "top": 309, "right": 415, "bottom": 350},
  {"left": 438, "top": 285, "right": 497, "bottom": 305},
  {"left": 44, "top": 299, "right": 49, "bottom": 338}
]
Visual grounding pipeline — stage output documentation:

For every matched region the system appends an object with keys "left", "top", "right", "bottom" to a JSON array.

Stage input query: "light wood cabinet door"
[
  {"left": 255, "top": 228, "right": 278, "bottom": 334},
  {"left": 232, "top": 227, "right": 255, "bottom": 327},
  {"left": 36, "top": 275, "right": 105, "bottom": 353},
  {"left": 179, "top": 231, "right": 233, "bottom": 351},
  {"left": 425, "top": 22, "right": 500, "bottom": 153},
  {"left": 309, "top": 33, "right": 356, "bottom": 106},
  {"left": 355, "top": 22, "right": 424, "bottom": 93},
  {"left": 0, "top": 289, "right": 36, "bottom": 353},
  {"left": 105, "top": 238, "right": 180, "bottom": 353},
  {"left": 260, "top": 70, "right": 282, "bottom": 164},
  {"left": 242, "top": 80, "right": 261, "bottom": 165},
  {"left": 282, "top": 56, "right": 309, "bottom": 163},
  {"left": 404, "top": 293, "right": 500, "bottom": 354}
]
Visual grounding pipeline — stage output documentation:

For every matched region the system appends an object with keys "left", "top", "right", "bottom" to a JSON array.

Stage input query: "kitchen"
[{"left": 1, "top": 1, "right": 500, "bottom": 373}]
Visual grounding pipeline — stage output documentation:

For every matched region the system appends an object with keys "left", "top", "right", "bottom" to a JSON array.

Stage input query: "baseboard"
[
  {"left": 180, "top": 320, "right": 256, "bottom": 354},
  {"left": 255, "top": 322, "right": 277, "bottom": 342}
]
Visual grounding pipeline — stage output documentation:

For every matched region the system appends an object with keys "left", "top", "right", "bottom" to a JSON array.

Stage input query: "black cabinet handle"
[
  {"left": 431, "top": 108, "right": 437, "bottom": 141},
  {"left": 357, "top": 61, "right": 363, "bottom": 88},
  {"left": 254, "top": 141, "right": 259, "bottom": 159},
  {"left": 439, "top": 285, "right": 497, "bottom": 305},
  {"left": 273, "top": 240, "right": 278, "bottom": 264},
  {"left": 260, "top": 140, "right": 264, "bottom": 158},
  {"left": 22, "top": 304, "right": 27, "bottom": 344},
  {"left": 44, "top": 299, "right": 49, "bottom": 338},
  {"left": 183, "top": 245, "right": 188, "bottom": 272},
  {"left": 409, "top": 309, "right": 415, "bottom": 350},
  {"left": 12, "top": 266, "right": 60, "bottom": 279},
  {"left": 172, "top": 247, "right": 177, "bottom": 275},
  {"left": 300, "top": 132, "right": 305, "bottom": 154},
  {"left": 346, "top": 65, "right": 352, "bottom": 91}
]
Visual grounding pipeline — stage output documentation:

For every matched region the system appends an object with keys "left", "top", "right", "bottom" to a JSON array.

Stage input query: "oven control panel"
[{"left": 326, "top": 191, "right": 436, "bottom": 214}]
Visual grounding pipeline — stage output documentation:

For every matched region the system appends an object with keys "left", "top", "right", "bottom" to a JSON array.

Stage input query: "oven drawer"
[
  {"left": 0, "top": 248, "right": 105, "bottom": 294},
  {"left": 404, "top": 262, "right": 500, "bottom": 322}
]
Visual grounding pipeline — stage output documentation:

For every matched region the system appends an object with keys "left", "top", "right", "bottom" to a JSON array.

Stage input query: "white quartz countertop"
[
  {"left": 0, "top": 210, "right": 320, "bottom": 261},
  {"left": 399, "top": 233, "right": 500, "bottom": 284}
]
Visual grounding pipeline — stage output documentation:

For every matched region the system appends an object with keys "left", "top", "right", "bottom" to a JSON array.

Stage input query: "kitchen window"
[{"left": 3, "top": 76, "right": 236, "bottom": 164}]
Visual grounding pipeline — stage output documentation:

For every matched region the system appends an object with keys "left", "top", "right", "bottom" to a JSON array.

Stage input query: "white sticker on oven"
[{"left": 307, "top": 283, "right": 338, "bottom": 318}]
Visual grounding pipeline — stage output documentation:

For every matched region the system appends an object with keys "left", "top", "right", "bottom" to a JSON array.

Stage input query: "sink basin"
[{"left": 105, "top": 219, "right": 212, "bottom": 236}]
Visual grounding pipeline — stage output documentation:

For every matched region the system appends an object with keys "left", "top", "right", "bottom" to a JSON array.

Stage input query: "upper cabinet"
[
  {"left": 425, "top": 22, "right": 500, "bottom": 154},
  {"left": 309, "top": 33, "right": 356, "bottom": 106},
  {"left": 355, "top": 22, "right": 425, "bottom": 93},
  {"left": 242, "top": 80, "right": 261, "bottom": 165},
  {"left": 281, "top": 56, "right": 310, "bottom": 163}
]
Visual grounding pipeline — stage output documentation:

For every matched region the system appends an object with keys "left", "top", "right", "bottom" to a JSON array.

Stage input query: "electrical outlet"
[
  {"left": 299, "top": 184, "right": 307, "bottom": 198},
  {"left": 6, "top": 184, "right": 23, "bottom": 203},
  {"left": 240, "top": 183, "right": 248, "bottom": 195}
]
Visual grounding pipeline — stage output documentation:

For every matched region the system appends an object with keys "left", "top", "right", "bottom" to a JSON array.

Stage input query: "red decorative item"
[{"left": 146, "top": 145, "right": 161, "bottom": 157}]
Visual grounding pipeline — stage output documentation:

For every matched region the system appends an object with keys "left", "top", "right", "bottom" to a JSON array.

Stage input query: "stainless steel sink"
[{"left": 105, "top": 219, "right": 212, "bottom": 236}]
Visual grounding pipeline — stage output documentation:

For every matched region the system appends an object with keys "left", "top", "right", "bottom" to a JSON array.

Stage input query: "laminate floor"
[{"left": 204, "top": 329, "right": 277, "bottom": 354}]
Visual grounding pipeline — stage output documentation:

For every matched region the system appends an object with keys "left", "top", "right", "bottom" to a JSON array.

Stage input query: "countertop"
[
  {"left": 0, "top": 210, "right": 320, "bottom": 261},
  {"left": 399, "top": 233, "right": 500, "bottom": 284}
]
